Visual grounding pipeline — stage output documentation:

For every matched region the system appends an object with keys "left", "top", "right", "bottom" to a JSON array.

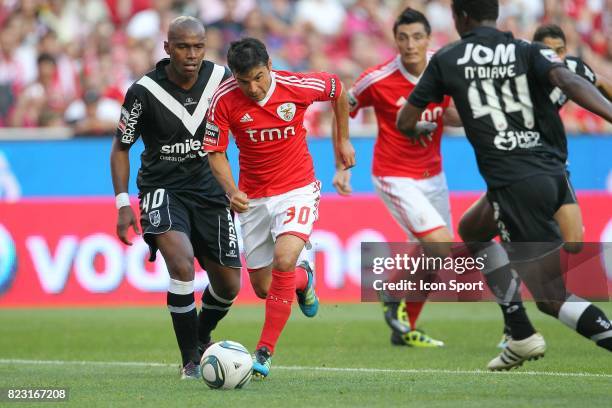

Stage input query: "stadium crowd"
[{"left": 0, "top": 0, "right": 611, "bottom": 134}]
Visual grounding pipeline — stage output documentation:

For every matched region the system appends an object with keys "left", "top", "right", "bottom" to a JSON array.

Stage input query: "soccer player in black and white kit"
[
  {"left": 397, "top": 0, "right": 612, "bottom": 370},
  {"left": 110, "top": 16, "right": 241, "bottom": 379},
  {"left": 457, "top": 23, "right": 612, "bottom": 349}
]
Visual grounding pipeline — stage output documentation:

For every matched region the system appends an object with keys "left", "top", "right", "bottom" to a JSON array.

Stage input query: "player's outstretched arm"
[
  {"left": 207, "top": 151, "right": 249, "bottom": 213},
  {"left": 550, "top": 67, "right": 612, "bottom": 123},
  {"left": 443, "top": 106, "right": 463, "bottom": 127},
  {"left": 595, "top": 74, "right": 612, "bottom": 102},
  {"left": 331, "top": 84, "right": 356, "bottom": 170},
  {"left": 110, "top": 137, "right": 140, "bottom": 245},
  {"left": 396, "top": 102, "right": 437, "bottom": 147}
]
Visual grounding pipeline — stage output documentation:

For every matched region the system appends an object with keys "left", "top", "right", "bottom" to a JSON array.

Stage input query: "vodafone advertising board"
[{"left": 0, "top": 194, "right": 611, "bottom": 307}]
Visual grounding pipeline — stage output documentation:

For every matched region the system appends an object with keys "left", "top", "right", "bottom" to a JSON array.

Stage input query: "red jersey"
[
  {"left": 203, "top": 70, "right": 342, "bottom": 198},
  {"left": 349, "top": 54, "right": 450, "bottom": 179}
]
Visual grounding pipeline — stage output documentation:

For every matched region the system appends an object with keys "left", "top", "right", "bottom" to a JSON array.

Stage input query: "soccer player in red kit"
[
  {"left": 333, "top": 8, "right": 462, "bottom": 348},
  {"left": 203, "top": 37, "right": 355, "bottom": 378}
]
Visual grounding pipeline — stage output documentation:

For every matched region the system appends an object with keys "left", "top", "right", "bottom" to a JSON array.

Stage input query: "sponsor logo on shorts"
[
  {"left": 277, "top": 103, "right": 296, "bottom": 122},
  {"left": 226, "top": 209, "right": 238, "bottom": 252},
  {"left": 329, "top": 77, "right": 337, "bottom": 99},
  {"left": 149, "top": 210, "right": 161, "bottom": 227},
  {"left": 119, "top": 99, "right": 143, "bottom": 144}
]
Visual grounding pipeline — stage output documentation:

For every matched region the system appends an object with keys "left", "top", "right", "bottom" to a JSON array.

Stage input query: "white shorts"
[
  {"left": 238, "top": 181, "right": 321, "bottom": 269},
  {"left": 372, "top": 173, "right": 452, "bottom": 240}
]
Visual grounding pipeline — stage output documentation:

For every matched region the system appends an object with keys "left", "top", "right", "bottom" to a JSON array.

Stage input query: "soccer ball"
[{"left": 200, "top": 341, "right": 253, "bottom": 389}]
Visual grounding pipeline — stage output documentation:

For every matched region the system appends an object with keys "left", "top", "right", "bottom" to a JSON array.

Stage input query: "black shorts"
[
  {"left": 487, "top": 174, "right": 565, "bottom": 261},
  {"left": 561, "top": 170, "right": 577, "bottom": 205},
  {"left": 139, "top": 188, "right": 241, "bottom": 268}
]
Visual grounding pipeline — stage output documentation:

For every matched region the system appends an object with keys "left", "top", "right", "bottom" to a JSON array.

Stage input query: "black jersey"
[
  {"left": 409, "top": 27, "right": 567, "bottom": 188},
  {"left": 551, "top": 56, "right": 597, "bottom": 109},
  {"left": 116, "top": 59, "right": 231, "bottom": 204},
  {"left": 547, "top": 56, "right": 597, "bottom": 162}
]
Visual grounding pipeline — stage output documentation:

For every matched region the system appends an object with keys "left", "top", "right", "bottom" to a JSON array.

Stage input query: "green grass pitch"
[{"left": 1, "top": 302, "right": 611, "bottom": 407}]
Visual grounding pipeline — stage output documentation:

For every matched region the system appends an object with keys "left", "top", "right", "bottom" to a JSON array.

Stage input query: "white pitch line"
[{"left": 0, "top": 359, "right": 611, "bottom": 379}]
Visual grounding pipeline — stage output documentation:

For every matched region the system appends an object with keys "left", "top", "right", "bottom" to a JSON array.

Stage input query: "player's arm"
[
  {"left": 206, "top": 151, "right": 248, "bottom": 213},
  {"left": 110, "top": 132, "right": 140, "bottom": 246},
  {"left": 595, "top": 75, "right": 612, "bottom": 101},
  {"left": 331, "top": 84, "right": 356, "bottom": 170},
  {"left": 397, "top": 54, "right": 445, "bottom": 142},
  {"left": 111, "top": 90, "right": 143, "bottom": 245},
  {"left": 443, "top": 106, "right": 463, "bottom": 127},
  {"left": 331, "top": 115, "right": 352, "bottom": 196},
  {"left": 549, "top": 67, "right": 612, "bottom": 123}
]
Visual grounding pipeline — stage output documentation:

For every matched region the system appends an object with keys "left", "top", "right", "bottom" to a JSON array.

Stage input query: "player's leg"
[
  {"left": 195, "top": 256, "right": 240, "bottom": 353},
  {"left": 372, "top": 175, "right": 447, "bottom": 347},
  {"left": 458, "top": 194, "right": 535, "bottom": 348},
  {"left": 139, "top": 189, "right": 201, "bottom": 379},
  {"left": 514, "top": 176, "right": 612, "bottom": 352},
  {"left": 253, "top": 234, "right": 305, "bottom": 376},
  {"left": 252, "top": 182, "right": 321, "bottom": 378},
  {"left": 248, "top": 248, "right": 311, "bottom": 302},
  {"left": 554, "top": 172, "right": 583, "bottom": 253},
  {"left": 487, "top": 175, "right": 612, "bottom": 370},
  {"left": 189, "top": 202, "right": 242, "bottom": 356}
]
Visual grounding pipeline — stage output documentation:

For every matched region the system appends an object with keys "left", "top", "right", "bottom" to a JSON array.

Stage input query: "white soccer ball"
[{"left": 200, "top": 341, "right": 253, "bottom": 390}]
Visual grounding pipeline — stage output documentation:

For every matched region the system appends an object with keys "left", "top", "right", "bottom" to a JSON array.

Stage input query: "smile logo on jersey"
[{"left": 277, "top": 103, "right": 296, "bottom": 122}]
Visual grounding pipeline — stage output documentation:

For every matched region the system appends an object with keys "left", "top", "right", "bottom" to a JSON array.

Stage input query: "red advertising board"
[{"left": 0, "top": 193, "right": 610, "bottom": 307}]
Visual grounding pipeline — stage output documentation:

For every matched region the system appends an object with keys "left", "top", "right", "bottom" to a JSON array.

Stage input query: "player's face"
[
  {"left": 394, "top": 23, "right": 430, "bottom": 67},
  {"left": 234, "top": 60, "right": 272, "bottom": 102},
  {"left": 164, "top": 30, "right": 206, "bottom": 78},
  {"left": 541, "top": 37, "right": 567, "bottom": 60}
]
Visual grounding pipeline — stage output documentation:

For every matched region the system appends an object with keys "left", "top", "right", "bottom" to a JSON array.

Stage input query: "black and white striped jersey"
[{"left": 116, "top": 58, "right": 231, "bottom": 204}]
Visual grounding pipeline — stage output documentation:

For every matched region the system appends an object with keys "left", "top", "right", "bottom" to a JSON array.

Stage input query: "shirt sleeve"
[
  {"left": 348, "top": 70, "right": 374, "bottom": 118},
  {"left": 115, "top": 86, "right": 145, "bottom": 146},
  {"left": 575, "top": 58, "right": 597, "bottom": 84},
  {"left": 529, "top": 42, "right": 567, "bottom": 85},
  {"left": 202, "top": 94, "right": 230, "bottom": 153},
  {"left": 408, "top": 53, "right": 446, "bottom": 108},
  {"left": 290, "top": 71, "right": 343, "bottom": 103}
]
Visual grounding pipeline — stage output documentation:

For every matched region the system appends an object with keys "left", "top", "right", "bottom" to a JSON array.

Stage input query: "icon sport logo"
[{"left": 0, "top": 224, "right": 17, "bottom": 294}]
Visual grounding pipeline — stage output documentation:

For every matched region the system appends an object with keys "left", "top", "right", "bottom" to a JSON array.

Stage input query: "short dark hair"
[
  {"left": 533, "top": 24, "right": 566, "bottom": 44},
  {"left": 452, "top": 0, "right": 499, "bottom": 22},
  {"left": 227, "top": 38, "right": 269, "bottom": 75},
  {"left": 37, "top": 53, "right": 56, "bottom": 66},
  {"left": 393, "top": 7, "right": 431, "bottom": 36}
]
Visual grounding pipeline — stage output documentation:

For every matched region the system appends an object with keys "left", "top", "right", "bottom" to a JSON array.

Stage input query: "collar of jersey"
[
  {"left": 256, "top": 71, "right": 277, "bottom": 107},
  {"left": 462, "top": 26, "right": 511, "bottom": 39},
  {"left": 395, "top": 55, "right": 422, "bottom": 85}
]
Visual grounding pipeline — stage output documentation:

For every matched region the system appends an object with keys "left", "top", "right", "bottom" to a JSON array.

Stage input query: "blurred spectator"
[
  {"left": 65, "top": 89, "right": 121, "bottom": 135},
  {"left": 9, "top": 53, "right": 68, "bottom": 127},
  {"left": 0, "top": 0, "right": 608, "bottom": 133}
]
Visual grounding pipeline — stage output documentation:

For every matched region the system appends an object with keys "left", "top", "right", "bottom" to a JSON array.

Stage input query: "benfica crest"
[{"left": 277, "top": 103, "right": 296, "bottom": 122}]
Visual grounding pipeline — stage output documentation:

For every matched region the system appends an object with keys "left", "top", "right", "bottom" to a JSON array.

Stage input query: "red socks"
[
  {"left": 405, "top": 301, "right": 425, "bottom": 329},
  {"left": 294, "top": 265, "right": 309, "bottom": 292},
  {"left": 257, "top": 269, "right": 295, "bottom": 354}
]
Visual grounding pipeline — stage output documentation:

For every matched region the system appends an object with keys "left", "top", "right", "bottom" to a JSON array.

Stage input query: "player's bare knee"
[
  {"left": 167, "top": 257, "right": 194, "bottom": 281},
  {"left": 252, "top": 283, "right": 268, "bottom": 299},
  {"left": 272, "top": 254, "right": 298, "bottom": 272}
]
